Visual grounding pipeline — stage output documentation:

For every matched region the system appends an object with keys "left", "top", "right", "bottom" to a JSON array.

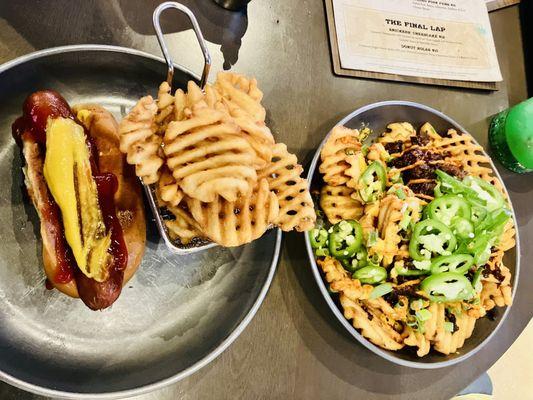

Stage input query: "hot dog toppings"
[
  {"left": 43, "top": 117, "right": 112, "bottom": 282},
  {"left": 12, "top": 90, "right": 127, "bottom": 290}
]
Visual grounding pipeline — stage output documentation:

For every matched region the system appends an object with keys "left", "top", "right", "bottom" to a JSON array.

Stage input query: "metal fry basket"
[{"left": 142, "top": 1, "right": 217, "bottom": 254}]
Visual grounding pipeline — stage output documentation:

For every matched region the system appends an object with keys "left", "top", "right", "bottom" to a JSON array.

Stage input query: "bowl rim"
[
  {"left": 304, "top": 100, "right": 521, "bottom": 369},
  {"left": 0, "top": 44, "right": 283, "bottom": 399}
]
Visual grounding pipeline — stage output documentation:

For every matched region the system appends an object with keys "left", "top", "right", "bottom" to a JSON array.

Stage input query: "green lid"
[{"left": 505, "top": 98, "right": 533, "bottom": 169}]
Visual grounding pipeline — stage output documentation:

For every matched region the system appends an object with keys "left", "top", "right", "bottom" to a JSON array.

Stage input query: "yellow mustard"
[{"left": 43, "top": 117, "right": 111, "bottom": 282}]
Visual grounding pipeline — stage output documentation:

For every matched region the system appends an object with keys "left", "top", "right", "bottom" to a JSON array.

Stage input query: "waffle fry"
[
  {"left": 372, "top": 190, "right": 421, "bottom": 266},
  {"left": 214, "top": 72, "right": 265, "bottom": 122},
  {"left": 186, "top": 179, "right": 279, "bottom": 247},
  {"left": 319, "top": 126, "right": 362, "bottom": 186},
  {"left": 432, "top": 310, "right": 476, "bottom": 355},
  {"left": 341, "top": 295, "right": 405, "bottom": 351},
  {"left": 232, "top": 115, "right": 274, "bottom": 168},
  {"left": 164, "top": 205, "right": 205, "bottom": 245},
  {"left": 319, "top": 185, "right": 363, "bottom": 224},
  {"left": 318, "top": 257, "right": 374, "bottom": 300},
  {"left": 156, "top": 81, "right": 175, "bottom": 134},
  {"left": 378, "top": 122, "right": 416, "bottom": 147},
  {"left": 259, "top": 143, "right": 315, "bottom": 232},
  {"left": 119, "top": 96, "right": 164, "bottom": 184},
  {"left": 317, "top": 256, "right": 349, "bottom": 282},
  {"left": 359, "top": 201, "right": 380, "bottom": 239},
  {"left": 157, "top": 168, "right": 184, "bottom": 207},
  {"left": 404, "top": 328, "right": 431, "bottom": 357},
  {"left": 480, "top": 281, "right": 512, "bottom": 310},
  {"left": 164, "top": 120, "right": 258, "bottom": 203},
  {"left": 366, "top": 143, "right": 391, "bottom": 163},
  {"left": 433, "top": 129, "right": 505, "bottom": 191}
]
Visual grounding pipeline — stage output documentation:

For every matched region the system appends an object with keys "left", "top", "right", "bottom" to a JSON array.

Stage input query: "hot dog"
[{"left": 12, "top": 91, "right": 146, "bottom": 310}]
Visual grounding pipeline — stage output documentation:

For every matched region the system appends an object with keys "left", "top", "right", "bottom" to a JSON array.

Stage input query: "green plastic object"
[{"left": 489, "top": 98, "right": 533, "bottom": 173}]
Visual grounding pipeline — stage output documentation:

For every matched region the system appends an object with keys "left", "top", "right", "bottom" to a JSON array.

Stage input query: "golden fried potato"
[
  {"left": 186, "top": 179, "right": 278, "bottom": 247},
  {"left": 378, "top": 122, "right": 415, "bottom": 147},
  {"left": 119, "top": 96, "right": 164, "bottom": 184},
  {"left": 164, "top": 119, "right": 258, "bottom": 203},
  {"left": 319, "top": 125, "right": 362, "bottom": 186},
  {"left": 155, "top": 81, "right": 175, "bottom": 134},
  {"left": 214, "top": 72, "right": 265, "bottom": 122},
  {"left": 342, "top": 295, "right": 405, "bottom": 351},
  {"left": 164, "top": 205, "right": 205, "bottom": 245},
  {"left": 157, "top": 168, "right": 184, "bottom": 207},
  {"left": 319, "top": 185, "right": 363, "bottom": 224},
  {"left": 258, "top": 143, "right": 315, "bottom": 232}
]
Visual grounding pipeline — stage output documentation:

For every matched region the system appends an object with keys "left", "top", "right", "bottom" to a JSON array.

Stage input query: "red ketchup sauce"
[{"left": 12, "top": 90, "right": 127, "bottom": 285}]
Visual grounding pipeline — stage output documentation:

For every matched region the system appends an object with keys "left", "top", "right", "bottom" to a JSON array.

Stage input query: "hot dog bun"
[{"left": 19, "top": 99, "right": 145, "bottom": 309}]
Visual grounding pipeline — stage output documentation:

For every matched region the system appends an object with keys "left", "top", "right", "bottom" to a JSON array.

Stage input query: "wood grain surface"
[
  {"left": 487, "top": 0, "right": 521, "bottom": 12},
  {"left": 0, "top": 1, "right": 531, "bottom": 399}
]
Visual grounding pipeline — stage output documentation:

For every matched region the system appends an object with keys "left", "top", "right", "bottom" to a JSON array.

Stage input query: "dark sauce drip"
[
  {"left": 12, "top": 90, "right": 127, "bottom": 285},
  {"left": 17, "top": 130, "right": 76, "bottom": 284},
  {"left": 94, "top": 173, "right": 128, "bottom": 273},
  {"left": 42, "top": 191, "right": 77, "bottom": 283}
]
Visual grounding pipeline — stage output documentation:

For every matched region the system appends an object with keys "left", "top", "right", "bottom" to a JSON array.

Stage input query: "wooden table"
[{"left": 0, "top": 1, "right": 531, "bottom": 399}]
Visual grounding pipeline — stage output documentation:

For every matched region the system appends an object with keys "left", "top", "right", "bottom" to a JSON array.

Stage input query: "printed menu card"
[{"left": 331, "top": 0, "right": 502, "bottom": 83}]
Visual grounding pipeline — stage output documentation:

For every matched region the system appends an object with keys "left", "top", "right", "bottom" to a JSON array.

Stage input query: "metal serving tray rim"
[
  {"left": 0, "top": 44, "right": 283, "bottom": 400},
  {"left": 304, "top": 100, "right": 521, "bottom": 369}
]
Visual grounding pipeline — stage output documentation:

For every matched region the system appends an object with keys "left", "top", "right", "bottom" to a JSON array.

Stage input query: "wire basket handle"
[{"left": 153, "top": 2, "right": 211, "bottom": 88}]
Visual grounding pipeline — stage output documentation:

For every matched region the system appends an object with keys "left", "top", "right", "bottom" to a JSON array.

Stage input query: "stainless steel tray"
[
  {"left": 304, "top": 101, "right": 520, "bottom": 369},
  {"left": 0, "top": 45, "right": 281, "bottom": 398}
]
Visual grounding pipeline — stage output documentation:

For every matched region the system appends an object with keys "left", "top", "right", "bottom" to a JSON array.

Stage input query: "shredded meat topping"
[{"left": 384, "top": 141, "right": 404, "bottom": 154}]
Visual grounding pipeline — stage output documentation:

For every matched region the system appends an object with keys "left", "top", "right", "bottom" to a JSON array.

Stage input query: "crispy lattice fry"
[
  {"left": 433, "top": 129, "right": 504, "bottom": 193},
  {"left": 366, "top": 143, "right": 391, "bottom": 163},
  {"left": 232, "top": 115, "right": 275, "bottom": 168},
  {"left": 186, "top": 179, "right": 279, "bottom": 247},
  {"left": 155, "top": 81, "right": 175, "bottom": 134},
  {"left": 345, "top": 152, "right": 367, "bottom": 190},
  {"left": 480, "top": 281, "right": 513, "bottom": 310},
  {"left": 319, "top": 185, "right": 363, "bottom": 224},
  {"left": 418, "top": 122, "right": 442, "bottom": 143},
  {"left": 259, "top": 143, "right": 315, "bottom": 232},
  {"left": 317, "top": 256, "right": 348, "bottom": 281},
  {"left": 372, "top": 189, "right": 421, "bottom": 266},
  {"left": 404, "top": 327, "right": 431, "bottom": 357},
  {"left": 214, "top": 72, "right": 265, "bottom": 122},
  {"left": 317, "top": 257, "right": 404, "bottom": 350},
  {"left": 318, "top": 257, "right": 374, "bottom": 300},
  {"left": 157, "top": 168, "right": 184, "bottom": 207},
  {"left": 432, "top": 309, "right": 476, "bottom": 355},
  {"left": 173, "top": 88, "right": 187, "bottom": 122},
  {"left": 359, "top": 201, "right": 380, "bottom": 239},
  {"left": 164, "top": 205, "right": 205, "bottom": 245},
  {"left": 341, "top": 295, "right": 405, "bottom": 351},
  {"left": 378, "top": 122, "right": 416, "bottom": 148},
  {"left": 164, "top": 119, "right": 258, "bottom": 203},
  {"left": 319, "top": 126, "right": 362, "bottom": 186},
  {"left": 119, "top": 96, "right": 164, "bottom": 184},
  {"left": 365, "top": 297, "right": 409, "bottom": 323},
  {"left": 164, "top": 106, "right": 226, "bottom": 142}
]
